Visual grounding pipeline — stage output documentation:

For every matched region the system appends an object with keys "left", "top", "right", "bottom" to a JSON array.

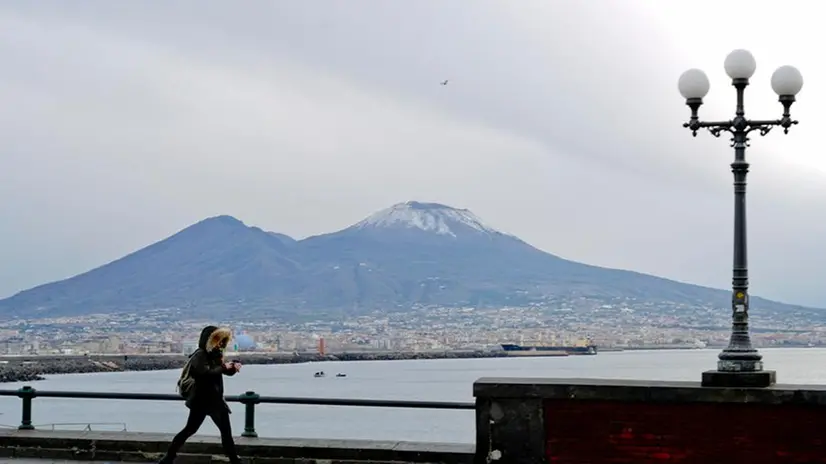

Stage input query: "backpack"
[{"left": 176, "top": 351, "right": 197, "bottom": 398}]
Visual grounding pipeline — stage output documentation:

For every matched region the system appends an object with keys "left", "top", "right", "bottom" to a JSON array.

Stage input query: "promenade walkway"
[
  {"left": 10, "top": 461, "right": 150, "bottom": 463},
  {"left": 0, "top": 428, "right": 474, "bottom": 463}
]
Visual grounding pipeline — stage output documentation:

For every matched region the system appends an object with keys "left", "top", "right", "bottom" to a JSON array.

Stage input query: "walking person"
[{"left": 159, "top": 325, "right": 243, "bottom": 464}]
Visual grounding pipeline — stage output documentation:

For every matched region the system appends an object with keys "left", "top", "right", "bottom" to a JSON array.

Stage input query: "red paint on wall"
[{"left": 545, "top": 399, "right": 826, "bottom": 463}]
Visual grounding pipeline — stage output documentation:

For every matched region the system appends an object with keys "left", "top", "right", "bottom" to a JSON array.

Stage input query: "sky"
[{"left": 1, "top": 1, "right": 825, "bottom": 307}]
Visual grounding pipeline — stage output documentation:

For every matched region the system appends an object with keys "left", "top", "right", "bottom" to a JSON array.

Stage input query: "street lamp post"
[{"left": 678, "top": 49, "right": 804, "bottom": 388}]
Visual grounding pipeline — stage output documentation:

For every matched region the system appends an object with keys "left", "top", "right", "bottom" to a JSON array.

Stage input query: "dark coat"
[{"left": 184, "top": 325, "right": 237, "bottom": 414}]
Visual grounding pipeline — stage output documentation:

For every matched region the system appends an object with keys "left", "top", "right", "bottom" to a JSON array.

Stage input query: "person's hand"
[
  {"left": 232, "top": 362, "right": 242, "bottom": 372},
  {"left": 223, "top": 362, "right": 234, "bottom": 370}
]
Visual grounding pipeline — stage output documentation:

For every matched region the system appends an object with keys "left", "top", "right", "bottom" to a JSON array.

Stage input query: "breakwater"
[{"left": 0, "top": 350, "right": 506, "bottom": 383}]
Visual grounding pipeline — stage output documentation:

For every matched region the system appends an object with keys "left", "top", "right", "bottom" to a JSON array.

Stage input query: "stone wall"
[{"left": 474, "top": 377, "right": 826, "bottom": 464}]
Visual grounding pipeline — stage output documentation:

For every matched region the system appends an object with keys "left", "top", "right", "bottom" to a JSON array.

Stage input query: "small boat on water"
[
  {"left": 336, "top": 373, "right": 347, "bottom": 378},
  {"left": 313, "top": 371, "right": 326, "bottom": 378}
]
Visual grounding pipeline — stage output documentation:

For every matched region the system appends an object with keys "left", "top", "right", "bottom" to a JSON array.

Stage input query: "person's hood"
[{"left": 205, "top": 327, "right": 233, "bottom": 353}]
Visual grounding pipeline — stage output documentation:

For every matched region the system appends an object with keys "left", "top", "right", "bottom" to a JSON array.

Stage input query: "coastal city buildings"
[{"left": 0, "top": 297, "right": 823, "bottom": 355}]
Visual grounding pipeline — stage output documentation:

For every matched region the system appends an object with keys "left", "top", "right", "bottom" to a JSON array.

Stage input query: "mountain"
[
  {"left": 0, "top": 201, "right": 818, "bottom": 320},
  {"left": 267, "top": 231, "right": 297, "bottom": 246}
]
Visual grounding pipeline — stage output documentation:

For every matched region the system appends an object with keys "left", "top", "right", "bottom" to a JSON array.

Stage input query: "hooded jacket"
[{"left": 184, "top": 325, "right": 237, "bottom": 413}]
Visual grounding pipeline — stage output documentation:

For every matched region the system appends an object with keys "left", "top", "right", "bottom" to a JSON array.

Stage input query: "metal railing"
[
  {"left": 0, "top": 386, "right": 474, "bottom": 438},
  {"left": 38, "top": 422, "right": 128, "bottom": 432}
]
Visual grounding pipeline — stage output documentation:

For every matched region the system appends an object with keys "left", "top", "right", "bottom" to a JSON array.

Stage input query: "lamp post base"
[{"left": 701, "top": 370, "right": 776, "bottom": 388}]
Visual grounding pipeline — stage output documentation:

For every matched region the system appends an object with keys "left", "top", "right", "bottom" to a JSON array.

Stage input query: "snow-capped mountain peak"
[{"left": 353, "top": 201, "right": 508, "bottom": 237}]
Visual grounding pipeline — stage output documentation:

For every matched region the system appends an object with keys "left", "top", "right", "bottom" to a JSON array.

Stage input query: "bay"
[{"left": 0, "top": 348, "right": 822, "bottom": 444}]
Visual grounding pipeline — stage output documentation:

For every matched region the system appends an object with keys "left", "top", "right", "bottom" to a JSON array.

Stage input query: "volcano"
[{"left": 0, "top": 201, "right": 814, "bottom": 319}]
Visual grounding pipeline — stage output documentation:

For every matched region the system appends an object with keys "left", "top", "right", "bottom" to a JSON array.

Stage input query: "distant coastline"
[
  {"left": 0, "top": 350, "right": 509, "bottom": 384},
  {"left": 0, "top": 345, "right": 810, "bottom": 384}
]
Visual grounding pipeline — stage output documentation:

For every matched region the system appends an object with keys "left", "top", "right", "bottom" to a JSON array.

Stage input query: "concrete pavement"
[{"left": 5, "top": 460, "right": 151, "bottom": 463}]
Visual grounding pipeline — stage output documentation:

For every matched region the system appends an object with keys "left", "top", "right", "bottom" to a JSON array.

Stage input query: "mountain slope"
[
  {"left": 2, "top": 215, "right": 303, "bottom": 317},
  {"left": 0, "top": 201, "right": 817, "bottom": 319}
]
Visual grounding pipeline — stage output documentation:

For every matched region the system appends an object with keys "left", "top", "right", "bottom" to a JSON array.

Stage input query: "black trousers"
[{"left": 165, "top": 407, "right": 239, "bottom": 461}]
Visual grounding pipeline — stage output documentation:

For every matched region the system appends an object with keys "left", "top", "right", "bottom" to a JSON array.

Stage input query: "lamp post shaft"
[
  {"left": 718, "top": 125, "right": 762, "bottom": 369},
  {"left": 697, "top": 81, "right": 777, "bottom": 387},
  {"left": 717, "top": 82, "right": 762, "bottom": 370}
]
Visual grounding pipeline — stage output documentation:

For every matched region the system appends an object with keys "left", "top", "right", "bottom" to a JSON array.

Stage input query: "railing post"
[
  {"left": 16, "top": 385, "right": 36, "bottom": 430},
  {"left": 238, "top": 390, "right": 260, "bottom": 438}
]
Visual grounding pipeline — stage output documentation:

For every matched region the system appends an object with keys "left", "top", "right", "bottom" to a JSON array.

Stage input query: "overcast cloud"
[{"left": 1, "top": 0, "right": 825, "bottom": 306}]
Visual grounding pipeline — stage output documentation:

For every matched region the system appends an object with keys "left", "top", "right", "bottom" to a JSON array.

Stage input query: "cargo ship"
[{"left": 500, "top": 343, "right": 598, "bottom": 356}]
